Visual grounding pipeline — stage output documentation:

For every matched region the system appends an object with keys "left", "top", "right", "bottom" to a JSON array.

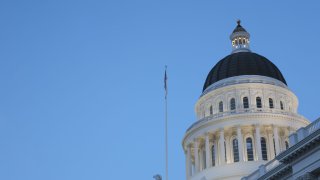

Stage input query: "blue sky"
[{"left": 0, "top": 1, "right": 320, "bottom": 180}]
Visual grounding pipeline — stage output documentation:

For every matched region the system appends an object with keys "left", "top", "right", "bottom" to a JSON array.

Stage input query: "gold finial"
[{"left": 237, "top": 19, "right": 241, "bottom": 26}]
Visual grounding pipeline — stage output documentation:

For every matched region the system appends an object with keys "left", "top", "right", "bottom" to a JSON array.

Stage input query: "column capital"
[
  {"left": 193, "top": 140, "right": 199, "bottom": 149},
  {"left": 186, "top": 143, "right": 192, "bottom": 148},
  {"left": 254, "top": 124, "right": 261, "bottom": 128},
  {"left": 219, "top": 128, "right": 224, "bottom": 134},
  {"left": 193, "top": 137, "right": 200, "bottom": 142},
  {"left": 204, "top": 132, "right": 211, "bottom": 138}
]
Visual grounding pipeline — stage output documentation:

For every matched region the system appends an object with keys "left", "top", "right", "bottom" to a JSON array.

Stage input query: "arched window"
[
  {"left": 246, "top": 138, "right": 254, "bottom": 161},
  {"left": 280, "top": 101, "right": 284, "bottom": 110},
  {"left": 219, "top": 101, "right": 223, "bottom": 112},
  {"left": 243, "top": 97, "right": 249, "bottom": 109},
  {"left": 261, "top": 137, "right": 268, "bottom": 161},
  {"left": 256, "top": 97, "right": 262, "bottom": 108},
  {"left": 269, "top": 98, "right": 274, "bottom": 109},
  {"left": 233, "top": 139, "right": 239, "bottom": 162},
  {"left": 285, "top": 141, "right": 289, "bottom": 149},
  {"left": 210, "top": 106, "right": 213, "bottom": 115},
  {"left": 211, "top": 145, "right": 215, "bottom": 166},
  {"left": 230, "top": 98, "right": 236, "bottom": 110}
]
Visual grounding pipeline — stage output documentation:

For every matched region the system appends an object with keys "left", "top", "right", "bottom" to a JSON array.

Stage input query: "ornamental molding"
[{"left": 201, "top": 75, "right": 288, "bottom": 97}]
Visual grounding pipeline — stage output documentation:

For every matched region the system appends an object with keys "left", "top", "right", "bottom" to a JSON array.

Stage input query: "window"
[
  {"left": 211, "top": 145, "right": 215, "bottom": 166},
  {"left": 243, "top": 97, "right": 249, "bottom": 109},
  {"left": 233, "top": 139, "right": 239, "bottom": 162},
  {"left": 224, "top": 141, "right": 227, "bottom": 161},
  {"left": 273, "top": 139, "right": 276, "bottom": 156},
  {"left": 261, "top": 137, "right": 268, "bottom": 161},
  {"left": 210, "top": 106, "right": 213, "bottom": 115},
  {"left": 285, "top": 141, "right": 289, "bottom": 149},
  {"left": 280, "top": 101, "right": 284, "bottom": 110},
  {"left": 269, "top": 98, "right": 274, "bottom": 109},
  {"left": 256, "top": 97, "right": 262, "bottom": 108},
  {"left": 230, "top": 98, "right": 236, "bottom": 110},
  {"left": 246, "top": 138, "right": 254, "bottom": 161},
  {"left": 219, "top": 101, "right": 223, "bottom": 112}
]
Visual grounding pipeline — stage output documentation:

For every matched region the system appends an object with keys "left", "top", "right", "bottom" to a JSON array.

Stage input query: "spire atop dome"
[{"left": 230, "top": 20, "right": 250, "bottom": 53}]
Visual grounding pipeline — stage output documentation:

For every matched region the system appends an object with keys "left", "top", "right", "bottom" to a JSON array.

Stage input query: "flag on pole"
[
  {"left": 164, "top": 65, "right": 168, "bottom": 180},
  {"left": 164, "top": 66, "right": 168, "bottom": 99}
]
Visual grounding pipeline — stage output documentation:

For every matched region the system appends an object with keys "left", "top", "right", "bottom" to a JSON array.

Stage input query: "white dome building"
[{"left": 182, "top": 21, "right": 310, "bottom": 180}]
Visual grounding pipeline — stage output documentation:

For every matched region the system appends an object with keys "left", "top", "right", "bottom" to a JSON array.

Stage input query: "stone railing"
[
  {"left": 242, "top": 170, "right": 259, "bottom": 180},
  {"left": 187, "top": 108, "right": 306, "bottom": 132},
  {"left": 306, "top": 117, "right": 320, "bottom": 135},
  {"left": 289, "top": 117, "right": 320, "bottom": 145},
  {"left": 264, "top": 159, "right": 280, "bottom": 172},
  {"left": 241, "top": 159, "right": 280, "bottom": 180}
]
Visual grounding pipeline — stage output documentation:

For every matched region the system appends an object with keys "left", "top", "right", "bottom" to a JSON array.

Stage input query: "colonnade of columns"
[{"left": 185, "top": 125, "right": 290, "bottom": 179}]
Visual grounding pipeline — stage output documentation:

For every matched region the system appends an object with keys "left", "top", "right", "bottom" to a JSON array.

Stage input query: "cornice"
[{"left": 276, "top": 129, "right": 320, "bottom": 163}]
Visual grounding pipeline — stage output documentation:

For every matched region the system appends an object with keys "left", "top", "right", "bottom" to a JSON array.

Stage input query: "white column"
[
  {"left": 267, "top": 132, "right": 275, "bottom": 159},
  {"left": 186, "top": 145, "right": 192, "bottom": 179},
  {"left": 255, "top": 125, "right": 262, "bottom": 161},
  {"left": 237, "top": 126, "right": 244, "bottom": 162},
  {"left": 225, "top": 135, "right": 231, "bottom": 163},
  {"left": 194, "top": 140, "right": 199, "bottom": 173},
  {"left": 219, "top": 129, "right": 225, "bottom": 165},
  {"left": 205, "top": 133, "right": 211, "bottom": 168},
  {"left": 214, "top": 139, "right": 218, "bottom": 166},
  {"left": 199, "top": 148, "right": 203, "bottom": 171},
  {"left": 273, "top": 126, "right": 280, "bottom": 155}
]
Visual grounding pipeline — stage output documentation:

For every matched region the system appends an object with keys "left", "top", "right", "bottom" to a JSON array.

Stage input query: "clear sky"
[{"left": 0, "top": 1, "right": 320, "bottom": 180}]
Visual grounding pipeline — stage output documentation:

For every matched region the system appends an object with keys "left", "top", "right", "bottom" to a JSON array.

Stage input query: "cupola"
[{"left": 230, "top": 20, "right": 250, "bottom": 53}]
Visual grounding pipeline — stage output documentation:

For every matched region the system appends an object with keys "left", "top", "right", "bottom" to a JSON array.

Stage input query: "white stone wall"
[{"left": 196, "top": 80, "right": 298, "bottom": 119}]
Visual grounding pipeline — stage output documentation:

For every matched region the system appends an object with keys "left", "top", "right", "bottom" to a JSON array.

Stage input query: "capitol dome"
[
  {"left": 182, "top": 21, "right": 310, "bottom": 180},
  {"left": 203, "top": 52, "right": 287, "bottom": 92}
]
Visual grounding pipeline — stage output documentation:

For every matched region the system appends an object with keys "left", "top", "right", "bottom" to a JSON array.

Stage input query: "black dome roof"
[
  {"left": 232, "top": 24, "right": 247, "bottom": 33},
  {"left": 203, "top": 52, "right": 287, "bottom": 91}
]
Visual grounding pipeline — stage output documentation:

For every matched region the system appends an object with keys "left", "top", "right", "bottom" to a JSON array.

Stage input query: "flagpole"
[{"left": 164, "top": 65, "right": 168, "bottom": 180}]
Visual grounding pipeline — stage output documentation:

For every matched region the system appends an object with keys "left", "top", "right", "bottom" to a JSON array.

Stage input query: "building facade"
[
  {"left": 182, "top": 21, "right": 310, "bottom": 180},
  {"left": 242, "top": 117, "right": 320, "bottom": 180}
]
